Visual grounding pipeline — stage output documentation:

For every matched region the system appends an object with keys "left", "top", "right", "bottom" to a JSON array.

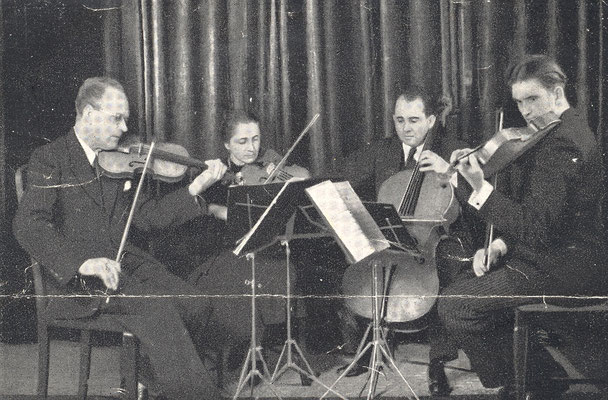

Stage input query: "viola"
[
  {"left": 233, "top": 113, "right": 318, "bottom": 185},
  {"left": 96, "top": 141, "right": 207, "bottom": 183}
]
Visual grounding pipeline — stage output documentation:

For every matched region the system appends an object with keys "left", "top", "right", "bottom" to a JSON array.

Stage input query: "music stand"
[
  {"left": 230, "top": 179, "right": 345, "bottom": 399},
  {"left": 228, "top": 181, "right": 286, "bottom": 400},
  {"left": 301, "top": 181, "right": 420, "bottom": 400},
  {"left": 319, "top": 251, "right": 420, "bottom": 400}
]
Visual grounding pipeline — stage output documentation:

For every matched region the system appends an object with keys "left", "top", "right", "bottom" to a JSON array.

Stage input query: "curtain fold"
[
  {"left": 198, "top": 0, "right": 222, "bottom": 159},
  {"left": 151, "top": 0, "right": 167, "bottom": 143},
  {"left": 101, "top": 0, "right": 606, "bottom": 181},
  {"left": 0, "top": 2, "right": 5, "bottom": 223},
  {"left": 305, "top": 0, "right": 325, "bottom": 175}
]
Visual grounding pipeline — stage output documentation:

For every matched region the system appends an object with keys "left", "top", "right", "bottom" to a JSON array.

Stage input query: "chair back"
[{"left": 16, "top": 166, "right": 49, "bottom": 326}]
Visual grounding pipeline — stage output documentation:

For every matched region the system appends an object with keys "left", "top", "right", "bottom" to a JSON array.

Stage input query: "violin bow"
[
  {"left": 483, "top": 111, "right": 503, "bottom": 270},
  {"left": 263, "top": 113, "right": 320, "bottom": 184},
  {"left": 105, "top": 141, "right": 157, "bottom": 303}
]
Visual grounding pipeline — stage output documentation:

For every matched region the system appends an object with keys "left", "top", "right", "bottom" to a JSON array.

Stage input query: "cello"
[{"left": 342, "top": 126, "right": 459, "bottom": 324}]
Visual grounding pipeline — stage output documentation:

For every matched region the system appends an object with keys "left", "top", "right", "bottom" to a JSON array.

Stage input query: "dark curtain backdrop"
[
  {"left": 100, "top": 0, "right": 606, "bottom": 180},
  {"left": 0, "top": 0, "right": 606, "bottom": 229}
]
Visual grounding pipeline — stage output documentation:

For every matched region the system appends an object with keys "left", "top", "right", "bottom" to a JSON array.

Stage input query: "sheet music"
[{"left": 305, "top": 180, "right": 389, "bottom": 263}]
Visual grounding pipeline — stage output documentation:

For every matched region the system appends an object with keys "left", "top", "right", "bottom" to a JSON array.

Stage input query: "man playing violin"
[
  {"left": 336, "top": 85, "right": 475, "bottom": 396},
  {"left": 436, "top": 55, "right": 606, "bottom": 399},
  {"left": 13, "top": 76, "right": 244, "bottom": 399}
]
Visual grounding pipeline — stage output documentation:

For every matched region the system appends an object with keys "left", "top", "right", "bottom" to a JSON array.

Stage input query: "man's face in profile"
[
  {"left": 392, "top": 96, "right": 436, "bottom": 148},
  {"left": 81, "top": 87, "right": 129, "bottom": 151}
]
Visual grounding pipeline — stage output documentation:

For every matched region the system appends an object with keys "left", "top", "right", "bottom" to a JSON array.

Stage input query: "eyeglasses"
[{"left": 90, "top": 104, "right": 128, "bottom": 126}]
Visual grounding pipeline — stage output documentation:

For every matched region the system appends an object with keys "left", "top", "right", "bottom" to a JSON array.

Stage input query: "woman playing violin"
[
  {"left": 186, "top": 109, "right": 306, "bottom": 367},
  {"left": 435, "top": 55, "right": 607, "bottom": 399},
  {"left": 204, "top": 109, "right": 309, "bottom": 221}
]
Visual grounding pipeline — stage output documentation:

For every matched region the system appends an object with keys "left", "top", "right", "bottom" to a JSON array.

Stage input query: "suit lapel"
[
  {"left": 65, "top": 130, "right": 124, "bottom": 216},
  {"left": 65, "top": 130, "right": 105, "bottom": 209}
]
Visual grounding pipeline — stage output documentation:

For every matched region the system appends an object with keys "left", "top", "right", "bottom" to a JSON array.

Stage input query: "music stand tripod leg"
[
  {"left": 367, "top": 261, "right": 420, "bottom": 400},
  {"left": 270, "top": 240, "right": 347, "bottom": 399},
  {"left": 323, "top": 259, "right": 421, "bottom": 400},
  {"left": 233, "top": 252, "right": 281, "bottom": 400}
]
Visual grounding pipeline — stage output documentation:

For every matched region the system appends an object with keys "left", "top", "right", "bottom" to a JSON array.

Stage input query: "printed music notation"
[{"left": 305, "top": 180, "right": 389, "bottom": 264}]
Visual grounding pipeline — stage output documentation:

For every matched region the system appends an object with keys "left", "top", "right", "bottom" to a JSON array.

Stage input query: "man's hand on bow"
[{"left": 78, "top": 257, "right": 121, "bottom": 290}]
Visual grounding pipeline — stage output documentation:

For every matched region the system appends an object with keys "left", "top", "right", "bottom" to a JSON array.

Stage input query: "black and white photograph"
[{"left": 1, "top": 1, "right": 607, "bottom": 399}]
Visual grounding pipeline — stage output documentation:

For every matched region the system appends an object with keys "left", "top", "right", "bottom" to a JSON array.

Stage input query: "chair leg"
[
  {"left": 121, "top": 332, "right": 138, "bottom": 400},
  {"left": 514, "top": 310, "right": 530, "bottom": 400},
  {"left": 37, "top": 326, "right": 50, "bottom": 399},
  {"left": 78, "top": 330, "right": 92, "bottom": 400}
]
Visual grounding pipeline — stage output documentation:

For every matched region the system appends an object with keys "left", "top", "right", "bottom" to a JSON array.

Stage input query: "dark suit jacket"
[
  {"left": 337, "top": 131, "right": 462, "bottom": 200},
  {"left": 455, "top": 108, "right": 607, "bottom": 293},
  {"left": 13, "top": 130, "right": 207, "bottom": 319}
]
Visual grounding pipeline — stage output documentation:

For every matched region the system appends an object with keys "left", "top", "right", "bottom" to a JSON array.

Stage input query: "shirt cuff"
[
  {"left": 467, "top": 180, "right": 494, "bottom": 210},
  {"left": 449, "top": 172, "right": 458, "bottom": 188},
  {"left": 493, "top": 238, "right": 508, "bottom": 256}
]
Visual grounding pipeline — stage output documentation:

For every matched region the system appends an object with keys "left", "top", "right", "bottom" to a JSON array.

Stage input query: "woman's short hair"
[
  {"left": 506, "top": 54, "right": 567, "bottom": 90},
  {"left": 222, "top": 109, "right": 260, "bottom": 142},
  {"left": 75, "top": 77, "right": 125, "bottom": 118}
]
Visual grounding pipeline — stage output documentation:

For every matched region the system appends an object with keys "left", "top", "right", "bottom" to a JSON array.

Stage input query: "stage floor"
[{"left": 1, "top": 327, "right": 607, "bottom": 399}]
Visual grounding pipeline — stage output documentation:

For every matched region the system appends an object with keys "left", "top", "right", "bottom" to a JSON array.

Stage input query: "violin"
[
  {"left": 450, "top": 112, "right": 561, "bottom": 178},
  {"left": 238, "top": 148, "right": 310, "bottom": 185},
  {"left": 231, "top": 113, "right": 319, "bottom": 186},
  {"left": 96, "top": 141, "right": 207, "bottom": 183}
]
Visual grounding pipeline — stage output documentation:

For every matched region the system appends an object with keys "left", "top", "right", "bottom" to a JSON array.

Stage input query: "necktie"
[{"left": 403, "top": 146, "right": 417, "bottom": 170}]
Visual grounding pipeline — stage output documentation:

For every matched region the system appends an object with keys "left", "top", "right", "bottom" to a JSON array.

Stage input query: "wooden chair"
[
  {"left": 16, "top": 166, "right": 139, "bottom": 400},
  {"left": 513, "top": 301, "right": 608, "bottom": 400}
]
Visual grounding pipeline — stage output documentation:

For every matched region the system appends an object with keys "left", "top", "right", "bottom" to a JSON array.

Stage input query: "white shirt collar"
[
  {"left": 401, "top": 143, "right": 423, "bottom": 164},
  {"left": 74, "top": 128, "right": 97, "bottom": 166}
]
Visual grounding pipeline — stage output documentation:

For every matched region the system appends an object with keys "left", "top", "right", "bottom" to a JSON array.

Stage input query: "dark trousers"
[
  {"left": 427, "top": 235, "right": 472, "bottom": 363},
  {"left": 100, "top": 262, "right": 235, "bottom": 399},
  {"left": 437, "top": 259, "right": 565, "bottom": 388}
]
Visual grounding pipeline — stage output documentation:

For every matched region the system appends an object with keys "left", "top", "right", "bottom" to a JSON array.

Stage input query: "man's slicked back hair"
[
  {"left": 395, "top": 85, "right": 440, "bottom": 117},
  {"left": 506, "top": 54, "right": 567, "bottom": 90},
  {"left": 75, "top": 77, "right": 125, "bottom": 118}
]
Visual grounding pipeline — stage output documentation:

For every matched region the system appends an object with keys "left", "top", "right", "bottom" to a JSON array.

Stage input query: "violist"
[{"left": 431, "top": 55, "right": 607, "bottom": 399}]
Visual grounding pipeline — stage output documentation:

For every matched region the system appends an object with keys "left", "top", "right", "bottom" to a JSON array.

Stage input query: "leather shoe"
[
  {"left": 428, "top": 359, "right": 452, "bottom": 397},
  {"left": 344, "top": 363, "right": 369, "bottom": 377},
  {"left": 336, "top": 358, "right": 369, "bottom": 377}
]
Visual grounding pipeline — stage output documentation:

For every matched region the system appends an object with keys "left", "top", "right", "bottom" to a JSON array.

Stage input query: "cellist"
[
  {"left": 335, "top": 85, "right": 476, "bottom": 396},
  {"left": 435, "top": 55, "right": 607, "bottom": 399}
]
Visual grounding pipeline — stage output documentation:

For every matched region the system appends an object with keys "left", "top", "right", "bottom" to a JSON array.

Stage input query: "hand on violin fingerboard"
[
  {"left": 188, "top": 159, "right": 228, "bottom": 196},
  {"left": 450, "top": 148, "right": 486, "bottom": 192}
]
